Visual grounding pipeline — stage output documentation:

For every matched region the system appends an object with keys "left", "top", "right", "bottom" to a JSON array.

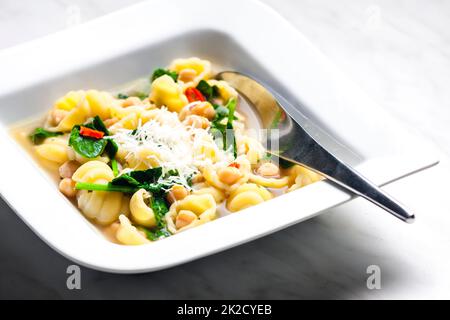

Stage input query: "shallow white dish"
[{"left": 0, "top": 0, "right": 438, "bottom": 273}]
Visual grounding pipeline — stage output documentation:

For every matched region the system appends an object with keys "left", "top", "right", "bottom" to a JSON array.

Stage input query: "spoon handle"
[
  {"left": 281, "top": 140, "right": 415, "bottom": 223},
  {"left": 273, "top": 109, "right": 415, "bottom": 223}
]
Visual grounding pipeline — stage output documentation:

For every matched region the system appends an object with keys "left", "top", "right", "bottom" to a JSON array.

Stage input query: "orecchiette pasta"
[
  {"left": 236, "top": 136, "right": 265, "bottom": 165},
  {"left": 130, "top": 189, "right": 156, "bottom": 228},
  {"left": 206, "top": 80, "right": 238, "bottom": 103},
  {"left": 192, "top": 182, "right": 226, "bottom": 203},
  {"left": 169, "top": 57, "right": 212, "bottom": 88},
  {"left": 16, "top": 57, "right": 323, "bottom": 246},
  {"left": 47, "top": 90, "right": 114, "bottom": 132},
  {"left": 72, "top": 161, "right": 130, "bottom": 225},
  {"left": 202, "top": 155, "right": 251, "bottom": 191},
  {"left": 249, "top": 173, "right": 290, "bottom": 189},
  {"left": 227, "top": 183, "right": 273, "bottom": 212},
  {"left": 116, "top": 215, "right": 150, "bottom": 245},
  {"left": 165, "top": 194, "right": 217, "bottom": 233},
  {"left": 35, "top": 136, "right": 70, "bottom": 166},
  {"left": 149, "top": 75, "right": 188, "bottom": 113}
]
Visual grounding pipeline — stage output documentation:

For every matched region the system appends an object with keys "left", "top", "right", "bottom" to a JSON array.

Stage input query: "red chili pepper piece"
[
  {"left": 185, "top": 87, "right": 206, "bottom": 103},
  {"left": 79, "top": 126, "right": 105, "bottom": 139},
  {"left": 228, "top": 162, "right": 240, "bottom": 169}
]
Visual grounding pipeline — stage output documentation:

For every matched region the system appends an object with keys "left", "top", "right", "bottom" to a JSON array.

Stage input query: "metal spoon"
[{"left": 217, "top": 71, "right": 415, "bottom": 223}]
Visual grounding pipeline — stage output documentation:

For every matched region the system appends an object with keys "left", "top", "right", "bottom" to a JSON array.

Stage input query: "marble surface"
[{"left": 1, "top": 0, "right": 450, "bottom": 299}]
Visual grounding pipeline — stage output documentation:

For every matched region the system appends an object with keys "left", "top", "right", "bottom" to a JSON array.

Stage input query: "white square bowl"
[{"left": 0, "top": 0, "right": 438, "bottom": 273}]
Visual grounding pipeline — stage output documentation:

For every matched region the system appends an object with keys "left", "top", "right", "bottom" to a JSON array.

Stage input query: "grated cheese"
[{"left": 109, "top": 107, "right": 233, "bottom": 189}]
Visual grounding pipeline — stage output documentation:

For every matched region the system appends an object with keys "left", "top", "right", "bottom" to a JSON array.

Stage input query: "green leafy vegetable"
[
  {"left": 151, "top": 68, "right": 178, "bottom": 82},
  {"left": 196, "top": 80, "right": 219, "bottom": 101},
  {"left": 225, "top": 98, "right": 237, "bottom": 158},
  {"left": 142, "top": 196, "right": 171, "bottom": 240},
  {"left": 68, "top": 116, "right": 117, "bottom": 159},
  {"left": 117, "top": 93, "right": 129, "bottom": 99},
  {"left": 69, "top": 126, "right": 108, "bottom": 158},
  {"left": 209, "top": 98, "right": 237, "bottom": 158},
  {"left": 75, "top": 182, "right": 136, "bottom": 193},
  {"left": 111, "top": 167, "right": 162, "bottom": 189},
  {"left": 111, "top": 159, "right": 119, "bottom": 176},
  {"left": 29, "top": 128, "right": 63, "bottom": 145},
  {"left": 117, "top": 92, "right": 148, "bottom": 100},
  {"left": 104, "top": 139, "right": 118, "bottom": 159}
]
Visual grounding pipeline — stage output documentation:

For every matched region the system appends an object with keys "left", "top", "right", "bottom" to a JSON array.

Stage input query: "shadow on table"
[{"left": 0, "top": 196, "right": 410, "bottom": 299}]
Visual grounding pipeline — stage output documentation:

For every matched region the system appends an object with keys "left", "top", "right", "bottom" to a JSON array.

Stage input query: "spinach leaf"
[
  {"left": 142, "top": 225, "right": 170, "bottom": 241},
  {"left": 68, "top": 116, "right": 117, "bottom": 159},
  {"left": 151, "top": 196, "right": 169, "bottom": 220},
  {"left": 111, "top": 167, "right": 162, "bottom": 186},
  {"left": 117, "top": 92, "right": 148, "bottom": 100},
  {"left": 225, "top": 98, "right": 237, "bottom": 158},
  {"left": 30, "top": 128, "right": 63, "bottom": 145},
  {"left": 196, "top": 80, "right": 219, "bottom": 101},
  {"left": 91, "top": 115, "right": 110, "bottom": 135},
  {"left": 110, "top": 167, "right": 171, "bottom": 195},
  {"left": 81, "top": 115, "right": 110, "bottom": 135},
  {"left": 69, "top": 125, "right": 108, "bottom": 158},
  {"left": 151, "top": 68, "right": 178, "bottom": 82},
  {"left": 104, "top": 139, "right": 118, "bottom": 159},
  {"left": 143, "top": 196, "right": 171, "bottom": 241},
  {"left": 117, "top": 93, "right": 129, "bottom": 99},
  {"left": 111, "top": 159, "right": 119, "bottom": 176},
  {"left": 110, "top": 173, "right": 141, "bottom": 188},
  {"left": 111, "top": 168, "right": 172, "bottom": 241}
]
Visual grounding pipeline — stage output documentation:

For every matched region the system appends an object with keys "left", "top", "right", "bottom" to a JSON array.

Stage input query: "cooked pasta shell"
[
  {"left": 116, "top": 215, "right": 150, "bottom": 245},
  {"left": 165, "top": 194, "right": 217, "bottom": 233},
  {"left": 72, "top": 161, "right": 130, "bottom": 225},
  {"left": 169, "top": 57, "right": 212, "bottom": 88},
  {"left": 130, "top": 189, "right": 156, "bottom": 228},
  {"left": 149, "top": 75, "right": 188, "bottom": 113},
  {"left": 226, "top": 183, "right": 272, "bottom": 212}
]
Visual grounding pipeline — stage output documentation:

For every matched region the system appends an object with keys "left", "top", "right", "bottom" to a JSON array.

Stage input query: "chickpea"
[
  {"left": 50, "top": 109, "right": 69, "bottom": 126},
  {"left": 59, "top": 160, "right": 81, "bottom": 179},
  {"left": 59, "top": 178, "right": 77, "bottom": 198},
  {"left": 218, "top": 166, "right": 243, "bottom": 185},
  {"left": 183, "top": 115, "right": 210, "bottom": 129},
  {"left": 167, "top": 185, "right": 188, "bottom": 204},
  {"left": 175, "top": 210, "right": 197, "bottom": 229},
  {"left": 180, "top": 101, "right": 216, "bottom": 121},
  {"left": 192, "top": 102, "right": 215, "bottom": 120},
  {"left": 257, "top": 162, "right": 280, "bottom": 177},
  {"left": 178, "top": 68, "right": 197, "bottom": 83},
  {"left": 121, "top": 97, "right": 142, "bottom": 107}
]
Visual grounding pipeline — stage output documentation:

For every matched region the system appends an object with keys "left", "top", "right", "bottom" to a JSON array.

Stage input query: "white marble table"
[{"left": 1, "top": 0, "right": 449, "bottom": 299}]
